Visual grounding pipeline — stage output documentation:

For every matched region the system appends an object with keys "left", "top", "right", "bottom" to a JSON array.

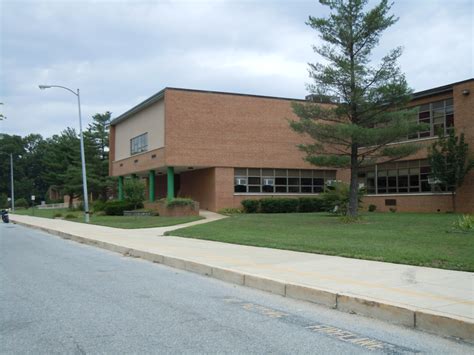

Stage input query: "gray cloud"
[{"left": 1, "top": 0, "right": 472, "bottom": 138}]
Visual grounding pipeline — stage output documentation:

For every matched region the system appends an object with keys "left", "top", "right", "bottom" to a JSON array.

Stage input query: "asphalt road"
[{"left": 1, "top": 223, "right": 472, "bottom": 354}]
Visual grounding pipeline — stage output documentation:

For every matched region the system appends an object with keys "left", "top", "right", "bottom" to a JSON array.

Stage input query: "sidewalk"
[{"left": 10, "top": 213, "right": 474, "bottom": 343}]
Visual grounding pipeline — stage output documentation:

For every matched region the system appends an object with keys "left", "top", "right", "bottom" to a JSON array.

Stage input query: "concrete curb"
[{"left": 12, "top": 219, "right": 474, "bottom": 344}]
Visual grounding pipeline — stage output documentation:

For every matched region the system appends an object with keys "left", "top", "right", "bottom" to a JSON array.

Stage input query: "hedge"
[
  {"left": 241, "top": 197, "right": 324, "bottom": 214},
  {"left": 260, "top": 198, "right": 299, "bottom": 213},
  {"left": 104, "top": 200, "right": 143, "bottom": 216},
  {"left": 297, "top": 197, "right": 324, "bottom": 213},
  {"left": 165, "top": 198, "right": 195, "bottom": 208},
  {"left": 241, "top": 199, "right": 259, "bottom": 213}
]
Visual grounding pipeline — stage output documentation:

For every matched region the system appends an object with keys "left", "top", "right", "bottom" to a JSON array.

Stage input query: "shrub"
[
  {"left": 298, "top": 197, "right": 324, "bottom": 213},
  {"left": 124, "top": 179, "right": 146, "bottom": 209},
  {"left": 0, "top": 194, "right": 8, "bottom": 209},
  {"left": 53, "top": 213, "right": 63, "bottom": 218},
  {"left": 104, "top": 200, "right": 139, "bottom": 216},
  {"left": 64, "top": 213, "right": 77, "bottom": 219},
  {"left": 389, "top": 207, "right": 397, "bottom": 213},
  {"left": 218, "top": 207, "right": 242, "bottom": 215},
  {"left": 339, "top": 215, "right": 362, "bottom": 224},
  {"left": 92, "top": 200, "right": 107, "bottom": 212},
  {"left": 260, "top": 198, "right": 299, "bottom": 213},
  {"left": 319, "top": 182, "right": 365, "bottom": 215},
  {"left": 166, "top": 198, "right": 195, "bottom": 208},
  {"left": 15, "top": 198, "right": 29, "bottom": 208},
  {"left": 453, "top": 214, "right": 474, "bottom": 232},
  {"left": 368, "top": 204, "right": 377, "bottom": 212},
  {"left": 241, "top": 199, "right": 260, "bottom": 213}
]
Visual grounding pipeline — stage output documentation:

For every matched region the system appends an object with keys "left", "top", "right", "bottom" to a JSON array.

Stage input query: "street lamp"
[{"left": 39, "top": 85, "right": 90, "bottom": 223}]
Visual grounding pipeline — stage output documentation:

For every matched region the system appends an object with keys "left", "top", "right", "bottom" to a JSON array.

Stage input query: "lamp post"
[
  {"left": 10, "top": 154, "right": 14, "bottom": 211},
  {"left": 39, "top": 85, "right": 90, "bottom": 223}
]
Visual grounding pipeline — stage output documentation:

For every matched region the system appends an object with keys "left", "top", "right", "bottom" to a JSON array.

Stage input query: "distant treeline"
[{"left": 0, "top": 112, "right": 113, "bottom": 208}]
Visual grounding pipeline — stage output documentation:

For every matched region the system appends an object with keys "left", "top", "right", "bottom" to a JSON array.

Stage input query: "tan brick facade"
[{"left": 110, "top": 80, "right": 473, "bottom": 213}]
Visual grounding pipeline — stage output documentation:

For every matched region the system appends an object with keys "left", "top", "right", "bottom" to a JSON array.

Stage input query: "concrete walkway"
[{"left": 9, "top": 213, "right": 474, "bottom": 343}]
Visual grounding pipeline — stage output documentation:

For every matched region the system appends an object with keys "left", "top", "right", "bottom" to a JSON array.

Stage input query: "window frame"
[
  {"left": 130, "top": 133, "right": 148, "bottom": 155},
  {"left": 233, "top": 168, "right": 337, "bottom": 194}
]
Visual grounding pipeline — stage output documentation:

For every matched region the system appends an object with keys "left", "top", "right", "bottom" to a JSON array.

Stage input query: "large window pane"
[
  {"left": 248, "top": 177, "right": 261, "bottom": 184},
  {"left": 130, "top": 133, "right": 148, "bottom": 155},
  {"left": 288, "top": 178, "right": 299, "bottom": 185},
  {"left": 275, "top": 177, "right": 287, "bottom": 185}
]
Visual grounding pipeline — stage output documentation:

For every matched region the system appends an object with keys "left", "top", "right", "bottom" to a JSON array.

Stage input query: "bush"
[
  {"left": 124, "top": 179, "right": 146, "bottom": 209},
  {"left": 64, "top": 213, "right": 77, "bottom": 219},
  {"left": 53, "top": 213, "right": 63, "bottom": 218},
  {"left": 453, "top": 215, "right": 474, "bottom": 232},
  {"left": 218, "top": 207, "right": 243, "bottom": 216},
  {"left": 92, "top": 200, "right": 107, "bottom": 212},
  {"left": 389, "top": 207, "right": 397, "bottom": 213},
  {"left": 166, "top": 198, "right": 195, "bottom": 208},
  {"left": 241, "top": 199, "right": 260, "bottom": 213},
  {"left": 260, "top": 198, "right": 299, "bottom": 213},
  {"left": 15, "top": 198, "right": 29, "bottom": 208},
  {"left": 368, "top": 204, "right": 377, "bottom": 212},
  {"left": 319, "top": 182, "right": 365, "bottom": 215},
  {"left": 104, "top": 200, "right": 139, "bottom": 216},
  {"left": 298, "top": 197, "right": 324, "bottom": 213}
]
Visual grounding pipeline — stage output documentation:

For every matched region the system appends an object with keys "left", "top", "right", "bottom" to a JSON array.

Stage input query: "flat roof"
[
  {"left": 412, "top": 78, "right": 473, "bottom": 100},
  {"left": 110, "top": 87, "right": 307, "bottom": 126},
  {"left": 110, "top": 78, "right": 473, "bottom": 126}
]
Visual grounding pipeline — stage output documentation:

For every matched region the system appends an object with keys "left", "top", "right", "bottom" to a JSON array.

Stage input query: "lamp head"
[{"left": 38, "top": 85, "right": 51, "bottom": 90}]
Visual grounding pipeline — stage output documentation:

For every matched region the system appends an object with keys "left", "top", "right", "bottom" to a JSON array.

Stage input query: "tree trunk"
[
  {"left": 68, "top": 193, "right": 74, "bottom": 209},
  {"left": 347, "top": 144, "right": 359, "bottom": 217}
]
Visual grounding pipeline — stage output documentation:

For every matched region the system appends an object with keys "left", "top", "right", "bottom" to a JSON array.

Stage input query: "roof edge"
[
  {"left": 412, "top": 78, "right": 474, "bottom": 100},
  {"left": 110, "top": 87, "right": 308, "bottom": 126},
  {"left": 110, "top": 88, "right": 166, "bottom": 126},
  {"left": 110, "top": 78, "right": 473, "bottom": 126}
]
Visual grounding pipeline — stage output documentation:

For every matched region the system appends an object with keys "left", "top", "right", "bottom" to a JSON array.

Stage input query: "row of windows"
[
  {"left": 359, "top": 159, "right": 451, "bottom": 194},
  {"left": 408, "top": 99, "right": 454, "bottom": 140},
  {"left": 234, "top": 168, "right": 337, "bottom": 193},
  {"left": 130, "top": 133, "right": 148, "bottom": 155}
]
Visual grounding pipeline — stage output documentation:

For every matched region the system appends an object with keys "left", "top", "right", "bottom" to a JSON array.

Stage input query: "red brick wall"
[
  {"left": 363, "top": 195, "right": 453, "bottom": 213},
  {"left": 453, "top": 81, "right": 474, "bottom": 213},
  {"left": 164, "top": 89, "right": 329, "bottom": 169},
  {"left": 179, "top": 168, "right": 216, "bottom": 210}
]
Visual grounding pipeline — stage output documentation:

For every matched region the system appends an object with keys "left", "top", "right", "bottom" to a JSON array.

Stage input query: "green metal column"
[
  {"left": 118, "top": 176, "right": 124, "bottom": 201},
  {"left": 149, "top": 170, "right": 155, "bottom": 202},
  {"left": 167, "top": 167, "right": 174, "bottom": 200}
]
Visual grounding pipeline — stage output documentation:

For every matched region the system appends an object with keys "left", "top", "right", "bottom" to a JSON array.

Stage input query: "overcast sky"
[{"left": 1, "top": 0, "right": 472, "bottom": 138}]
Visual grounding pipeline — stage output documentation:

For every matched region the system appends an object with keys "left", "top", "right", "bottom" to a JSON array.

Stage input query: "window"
[
  {"left": 359, "top": 159, "right": 450, "bottom": 194},
  {"left": 234, "top": 168, "right": 337, "bottom": 194},
  {"left": 408, "top": 99, "right": 454, "bottom": 140},
  {"left": 130, "top": 133, "right": 148, "bottom": 155}
]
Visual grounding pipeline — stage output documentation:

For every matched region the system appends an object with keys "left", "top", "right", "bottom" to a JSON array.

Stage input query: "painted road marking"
[
  {"left": 224, "top": 298, "right": 289, "bottom": 318},
  {"left": 223, "top": 297, "right": 419, "bottom": 354}
]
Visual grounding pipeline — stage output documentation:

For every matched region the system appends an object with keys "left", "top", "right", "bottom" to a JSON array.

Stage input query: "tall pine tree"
[{"left": 290, "top": 0, "right": 424, "bottom": 217}]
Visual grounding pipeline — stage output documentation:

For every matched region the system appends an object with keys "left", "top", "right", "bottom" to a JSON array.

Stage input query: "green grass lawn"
[
  {"left": 13, "top": 208, "right": 202, "bottom": 229},
  {"left": 167, "top": 212, "right": 474, "bottom": 271}
]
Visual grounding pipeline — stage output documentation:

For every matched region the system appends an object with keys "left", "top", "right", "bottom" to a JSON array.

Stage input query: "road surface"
[{"left": 1, "top": 223, "right": 472, "bottom": 354}]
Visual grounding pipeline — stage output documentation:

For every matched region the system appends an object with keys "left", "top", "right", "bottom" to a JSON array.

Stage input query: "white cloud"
[{"left": 1, "top": 0, "right": 472, "bottom": 138}]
